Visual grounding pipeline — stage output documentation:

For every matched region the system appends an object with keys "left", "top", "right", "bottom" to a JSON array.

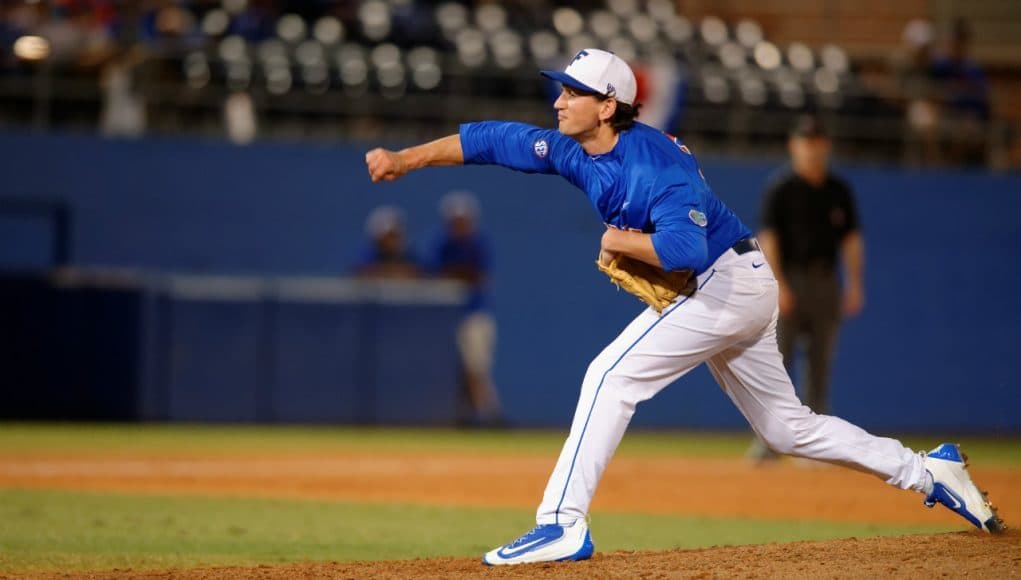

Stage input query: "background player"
[
  {"left": 431, "top": 191, "right": 505, "bottom": 427},
  {"left": 352, "top": 205, "right": 421, "bottom": 280},
  {"left": 365, "top": 49, "right": 1003, "bottom": 565}
]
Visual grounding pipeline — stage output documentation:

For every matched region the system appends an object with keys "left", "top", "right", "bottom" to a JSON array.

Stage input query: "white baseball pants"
[{"left": 537, "top": 247, "right": 929, "bottom": 526}]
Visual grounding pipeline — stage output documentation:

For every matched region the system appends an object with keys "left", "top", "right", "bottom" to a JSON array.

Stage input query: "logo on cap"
[
  {"left": 533, "top": 139, "right": 548, "bottom": 158},
  {"left": 540, "top": 48, "right": 637, "bottom": 106}
]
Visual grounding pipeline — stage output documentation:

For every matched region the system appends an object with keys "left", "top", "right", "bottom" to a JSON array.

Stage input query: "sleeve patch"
[
  {"left": 533, "top": 139, "right": 548, "bottom": 158},
  {"left": 688, "top": 209, "right": 708, "bottom": 227}
]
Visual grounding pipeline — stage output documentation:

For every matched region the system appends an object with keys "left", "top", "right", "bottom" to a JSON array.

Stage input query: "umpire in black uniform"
[{"left": 750, "top": 115, "right": 865, "bottom": 461}]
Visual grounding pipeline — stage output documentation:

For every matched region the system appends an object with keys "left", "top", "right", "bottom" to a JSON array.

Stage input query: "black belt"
[{"left": 731, "top": 238, "right": 760, "bottom": 255}]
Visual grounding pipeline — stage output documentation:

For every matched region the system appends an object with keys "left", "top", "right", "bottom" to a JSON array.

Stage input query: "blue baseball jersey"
[
  {"left": 352, "top": 243, "right": 420, "bottom": 272},
  {"left": 430, "top": 231, "right": 491, "bottom": 312},
  {"left": 459, "top": 121, "right": 752, "bottom": 274}
]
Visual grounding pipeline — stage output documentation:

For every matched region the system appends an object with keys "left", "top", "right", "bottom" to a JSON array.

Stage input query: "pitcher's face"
[{"left": 553, "top": 87, "right": 605, "bottom": 138}]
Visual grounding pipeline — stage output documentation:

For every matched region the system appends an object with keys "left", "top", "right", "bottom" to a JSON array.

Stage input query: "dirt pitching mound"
[{"left": 59, "top": 530, "right": 1018, "bottom": 579}]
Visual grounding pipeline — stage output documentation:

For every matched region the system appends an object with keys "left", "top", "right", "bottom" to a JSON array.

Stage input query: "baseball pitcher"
[{"left": 365, "top": 49, "right": 1004, "bottom": 566}]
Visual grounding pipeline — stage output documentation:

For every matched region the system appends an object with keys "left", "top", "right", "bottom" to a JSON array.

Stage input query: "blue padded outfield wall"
[
  {"left": 0, "top": 273, "right": 464, "bottom": 424},
  {"left": 1, "top": 132, "right": 1019, "bottom": 432}
]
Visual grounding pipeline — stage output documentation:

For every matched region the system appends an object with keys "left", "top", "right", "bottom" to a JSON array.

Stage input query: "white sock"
[{"left": 921, "top": 470, "right": 935, "bottom": 496}]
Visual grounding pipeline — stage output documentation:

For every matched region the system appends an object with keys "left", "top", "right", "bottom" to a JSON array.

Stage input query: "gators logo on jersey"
[{"left": 689, "top": 209, "right": 708, "bottom": 227}]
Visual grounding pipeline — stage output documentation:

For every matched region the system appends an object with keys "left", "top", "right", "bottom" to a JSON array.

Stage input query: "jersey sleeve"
[
  {"left": 459, "top": 121, "right": 607, "bottom": 193},
  {"left": 648, "top": 182, "right": 709, "bottom": 272},
  {"left": 838, "top": 178, "right": 861, "bottom": 234}
]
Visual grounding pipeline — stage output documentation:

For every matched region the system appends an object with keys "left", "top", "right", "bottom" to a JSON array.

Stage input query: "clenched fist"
[{"left": 365, "top": 148, "right": 407, "bottom": 183}]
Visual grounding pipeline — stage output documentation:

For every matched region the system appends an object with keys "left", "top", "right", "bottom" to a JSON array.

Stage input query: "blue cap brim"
[{"left": 540, "top": 70, "right": 603, "bottom": 95}]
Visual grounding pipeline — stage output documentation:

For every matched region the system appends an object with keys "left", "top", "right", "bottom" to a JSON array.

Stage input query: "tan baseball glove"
[{"left": 596, "top": 255, "right": 695, "bottom": 314}]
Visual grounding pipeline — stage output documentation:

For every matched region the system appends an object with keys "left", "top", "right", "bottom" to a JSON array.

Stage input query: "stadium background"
[{"left": 0, "top": 0, "right": 1019, "bottom": 576}]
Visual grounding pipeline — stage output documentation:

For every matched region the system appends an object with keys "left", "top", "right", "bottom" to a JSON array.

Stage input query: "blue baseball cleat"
[
  {"left": 922, "top": 443, "right": 1006, "bottom": 533},
  {"left": 482, "top": 519, "right": 594, "bottom": 566}
]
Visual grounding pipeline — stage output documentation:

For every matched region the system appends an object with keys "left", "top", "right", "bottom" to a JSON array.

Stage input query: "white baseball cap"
[
  {"left": 541, "top": 48, "right": 637, "bottom": 106},
  {"left": 365, "top": 205, "right": 405, "bottom": 237},
  {"left": 440, "top": 190, "right": 480, "bottom": 221}
]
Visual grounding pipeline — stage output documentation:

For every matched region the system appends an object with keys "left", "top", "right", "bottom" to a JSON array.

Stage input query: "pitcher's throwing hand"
[{"left": 365, "top": 148, "right": 407, "bottom": 183}]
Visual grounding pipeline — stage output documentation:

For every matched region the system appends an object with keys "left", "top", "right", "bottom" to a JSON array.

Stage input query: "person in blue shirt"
[
  {"left": 352, "top": 205, "right": 421, "bottom": 280},
  {"left": 365, "top": 49, "right": 1003, "bottom": 565},
  {"left": 927, "top": 18, "right": 991, "bottom": 165},
  {"left": 430, "top": 191, "right": 504, "bottom": 427}
]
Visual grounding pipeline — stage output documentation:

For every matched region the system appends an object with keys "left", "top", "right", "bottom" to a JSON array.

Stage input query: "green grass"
[
  {"left": 0, "top": 488, "right": 954, "bottom": 573},
  {"left": 2, "top": 423, "right": 1019, "bottom": 465},
  {"left": 0, "top": 425, "right": 1012, "bottom": 573}
]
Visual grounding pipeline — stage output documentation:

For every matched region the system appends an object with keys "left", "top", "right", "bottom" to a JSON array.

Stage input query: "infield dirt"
[
  {"left": 19, "top": 531, "right": 1021, "bottom": 578},
  {"left": 1, "top": 451, "right": 1017, "bottom": 524},
  {"left": 2, "top": 450, "right": 1017, "bottom": 577}
]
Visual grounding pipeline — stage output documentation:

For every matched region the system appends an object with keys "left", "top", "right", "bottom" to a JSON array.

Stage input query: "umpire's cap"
[{"left": 790, "top": 114, "right": 829, "bottom": 139}]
